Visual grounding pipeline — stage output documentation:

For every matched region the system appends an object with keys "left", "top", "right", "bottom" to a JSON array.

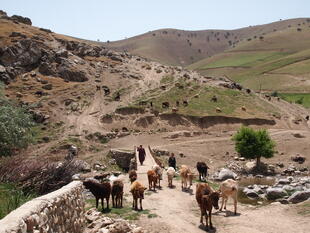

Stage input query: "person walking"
[
  {"left": 137, "top": 145, "right": 146, "bottom": 165},
  {"left": 168, "top": 153, "right": 176, "bottom": 170}
]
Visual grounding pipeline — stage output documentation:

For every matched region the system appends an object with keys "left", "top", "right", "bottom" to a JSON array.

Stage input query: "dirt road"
[{"left": 130, "top": 148, "right": 309, "bottom": 233}]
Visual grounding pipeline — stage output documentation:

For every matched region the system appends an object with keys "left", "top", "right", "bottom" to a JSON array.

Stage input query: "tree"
[
  {"left": 0, "top": 84, "right": 35, "bottom": 156},
  {"left": 232, "top": 126, "right": 275, "bottom": 166}
]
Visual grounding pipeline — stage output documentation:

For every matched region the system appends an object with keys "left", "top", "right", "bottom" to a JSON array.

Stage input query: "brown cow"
[
  {"left": 83, "top": 179, "right": 111, "bottom": 210},
  {"left": 196, "top": 183, "right": 220, "bottom": 229},
  {"left": 130, "top": 181, "right": 147, "bottom": 211},
  {"left": 129, "top": 170, "right": 137, "bottom": 183},
  {"left": 147, "top": 170, "right": 158, "bottom": 191},
  {"left": 111, "top": 180, "right": 124, "bottom": 208},
  {"left": 180, "top": 165, "right": 194, "bottom": 190}
]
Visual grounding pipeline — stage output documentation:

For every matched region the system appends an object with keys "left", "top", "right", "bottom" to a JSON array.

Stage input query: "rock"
[
  {"left": 58, "top": 65, "right": 89, "bottom": 82},
  {"left": 245, "top": 161, "right": 256, "bottom": 171},
  {"left": 291, "top": 154, "right": 306, "bottom": 164},
  {"left": 239, "top": 157, "right": 245, "bottom": 161},
  {"left": 283, "top": 185, "right": 296, "bottom": 192},
  {"left": 71, "top": 160, "right": 91, "bottom": 172},
  {"left": 11, "top": 15, "right": 32, "bottom": 25},
  {"left": 278, "top": 199, "right": 290, "bottom": 204},
  {"left": 109, "top": 149, "right": 135, "bottom": 171},
  {"left": 9, "top": 32, "right": 27, "bottom": 38},
  {"left": 106, "top": 220, "right": 131, "bottom": 233},
  {"left": 39, "top": 28, "right": 52, "bottom": 33},
  {"left": 39, "top": 62, "right": 57, "bottom": 76},
  {"left": 243, "top": 188, "right": 259, "bottom": 198},
  {"left": 0, "top": 65, "right": 12, "bottom": 84},
  {"left": 72, "top": 174, "right": 81, "bottom": 180},
  {"left": 217, "top": 168, "right": 237, "bottom": 181},
  {"left": 42, "top": 83, "right": 53, "bottom": 90},
  {"left": 266, "top": 187, "right": 287, "bottom": 200},
  {"left": 278, "top": 179, "right": 290, "bottom": 185},
  {"left": 288, "top": 190, "right": 310, "bottom": 204}
]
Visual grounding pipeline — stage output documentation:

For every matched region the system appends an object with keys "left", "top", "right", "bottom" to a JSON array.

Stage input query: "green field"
[
  {"left": 0, "top": 183, "right": 36, "bottom": 219},
  {"left": 278, "top": 93, "right": 310, "bottom": 108}
]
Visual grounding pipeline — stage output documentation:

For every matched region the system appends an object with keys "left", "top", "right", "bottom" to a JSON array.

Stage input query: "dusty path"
[{"left": 127, "top": 148, "right": 309, "bottom": 233}]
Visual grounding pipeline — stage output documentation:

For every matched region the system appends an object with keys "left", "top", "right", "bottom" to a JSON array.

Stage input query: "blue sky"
[{"left": 2, "top": 0, "right": 310, "bottom": 41}]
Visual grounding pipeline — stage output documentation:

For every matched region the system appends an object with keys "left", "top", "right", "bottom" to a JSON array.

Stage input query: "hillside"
[
  {"left": 103, "top": 18, "right": 309, "bottom": 67},
  {"left": 188, "top": 18, "right": 310, "bottom": 93}
]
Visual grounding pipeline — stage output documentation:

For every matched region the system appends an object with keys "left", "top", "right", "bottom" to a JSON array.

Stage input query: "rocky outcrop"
[
  {"left": 11, "top": 15, "right": 32, "bottom": 25},
  {"left": 0, "top": 181, "right": 85, "bottom": 233},
  {"left": 109, "top": 149, "right": 135, "bottom": 171}
]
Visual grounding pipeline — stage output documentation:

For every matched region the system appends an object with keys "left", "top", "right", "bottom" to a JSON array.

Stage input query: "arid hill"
[{"left": 103, "top": 18, "right": 309, "bottom": 67}]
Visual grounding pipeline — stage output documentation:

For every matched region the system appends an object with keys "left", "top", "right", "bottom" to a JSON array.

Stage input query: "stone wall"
[{"left": 0, "top": 181, "right": 85, "bottom": 233}]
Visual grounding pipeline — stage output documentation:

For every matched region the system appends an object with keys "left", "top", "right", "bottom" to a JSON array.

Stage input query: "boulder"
[
  {"left": 243, "top": 188, "right": 259, "bottom": 198},
  {"left": 71, "top": 159, "right": 91, "bottom": 172},
  {"left": 109, "top": 149, "right": 135, "bottom": 171},
  {"left": 217, "top": 168, "right": 237, "bottom": 181},
  {"left": 288, "top": 190, "right": 310, "bottom": 204},
  {"left": 266, "top": 187, "right": 287, "bottom": 200},
  {"left": 278, "top": 178, "right": 291, "bottom": 185},
  {"left": 291, "top": 154, "right": 306, "bottom": 164},
  {"left": 0, "top": 65, "right": 12, "bottom": 84},
  {"left": 11, "top": 15, "right": 32, "bottom": 25},
  {"left": 58, "top": 66, "right": 88, "bottom": 82}
]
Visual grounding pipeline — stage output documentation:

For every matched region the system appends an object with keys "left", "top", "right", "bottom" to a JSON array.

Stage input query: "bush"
[
  {"left": 296, "top": 97, "right": 304, "bottom": 104},
  {"left": 271, "top": 91, "right": 278, "bottom": 97},
  {"left": 232, "top": 126, "right": 275, "bottom": 166},
  {"left": 0, "top": 86, "right": 35, "bottom": 156}
]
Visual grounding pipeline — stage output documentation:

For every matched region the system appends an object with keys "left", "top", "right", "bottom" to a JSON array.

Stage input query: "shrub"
[
  {"left": 0, "top": 86, "right": 35, "bottom": 156},
  {"left": 271, "top": 91, "right": 278, "bottom": 97},
  {"left": 296, "top": 97, "right": 304, "bottom": 104},
  {"left": 232, "top": 126, "right": 275, "bottom": 166}
]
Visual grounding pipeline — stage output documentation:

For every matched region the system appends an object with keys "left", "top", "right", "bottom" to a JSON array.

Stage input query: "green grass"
[
  {"left": 0, "top": 183, "right": 36, "bottom": 219},
  {"left": 198, "top": 52, "right": 285, "bottom": 69},
  {"left": 85, "top": 198, "right": 156, "bottom": 220},
  {"left": 278, "top": 93, "right": 310, "bottom": 108}
]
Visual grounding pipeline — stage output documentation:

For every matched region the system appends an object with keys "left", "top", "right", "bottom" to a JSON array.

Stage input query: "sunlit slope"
[
  {"left": 104, "top": 18, "right": 310, "bottom": 67},
  {"left": 188, "top": 20, "right": 310, "bottom": 92}
]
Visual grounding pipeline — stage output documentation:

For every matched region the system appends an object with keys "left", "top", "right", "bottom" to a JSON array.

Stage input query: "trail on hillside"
[{"left": 126, "top": 148, "right": 309, "bottom": 233}]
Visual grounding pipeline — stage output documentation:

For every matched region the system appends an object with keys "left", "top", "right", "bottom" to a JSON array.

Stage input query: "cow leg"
[
  {"left": 224, "top": 197, "right": 227, "bottom": 210},
  {"left": 205, "top": 211, "right": 209, "bottom": 229},
  {"left": 200, "top": 208, "right": 204, "bottom": 224},
  {"left": 95, "top": 198, "right": 99, "bottom": 209},
  {"left": 233, "top": 195, "right": 237, "bottom": 215},
  {"left": 106, "top": 197, "right": 109, "bottom": 209},
  {"left": 112, "top": 195, "right": 115, "bottom": 208},
  {"left": 209, "top": 210, "right": 213, "bottom": 229},
  {"left": 102, "top": 198, "right": 104, "bottom": 210},
  {"left": 220, "top": 196, "right": 225, "bottom": 211},
  {"left": 140, "top": 198, "right": 143, "bottom": 210},
  {"left": 121, "top": 194, "right": 123, "bottom": 208}
]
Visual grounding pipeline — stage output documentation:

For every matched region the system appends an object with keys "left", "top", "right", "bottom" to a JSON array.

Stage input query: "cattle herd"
[{"left": 83, "top": 161, "right": 239, "bottom": 230}]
